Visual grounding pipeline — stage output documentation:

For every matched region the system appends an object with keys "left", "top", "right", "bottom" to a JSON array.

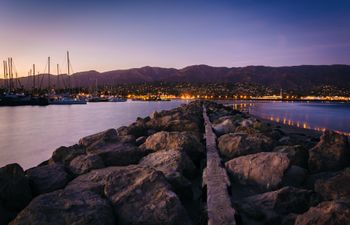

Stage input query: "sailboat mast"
[
  {"left": 48, "top": 56, "right": 51, "bottom": 90},
  {"left": 67, "top": 51, "right": 70, "bottom": 89},
  {"left": 33, "top": 64, "right": 35, "bottom": 90},
  {"left": 56, "top": 64, "right": 59, "bottom": 89}
]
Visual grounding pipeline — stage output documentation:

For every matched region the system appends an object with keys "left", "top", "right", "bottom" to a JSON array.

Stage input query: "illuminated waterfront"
[{"left": 233, "top": 101, "right": 350, "bottom": 136}]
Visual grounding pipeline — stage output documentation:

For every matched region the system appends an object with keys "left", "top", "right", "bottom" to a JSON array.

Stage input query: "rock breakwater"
[{"left": 0, "top": 101, "right": 349, "bottom": 225}]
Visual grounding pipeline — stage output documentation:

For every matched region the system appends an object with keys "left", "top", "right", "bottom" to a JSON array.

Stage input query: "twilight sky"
[{"left": 1, "top": 0, "right": 350, "bottom": 76}]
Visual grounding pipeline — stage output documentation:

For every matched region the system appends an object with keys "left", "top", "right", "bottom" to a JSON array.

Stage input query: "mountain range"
[{"left": 1, "top": 64, "right": 350, "bottom": 91}]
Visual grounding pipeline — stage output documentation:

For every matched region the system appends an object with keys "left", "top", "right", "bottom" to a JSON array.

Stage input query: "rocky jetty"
[{"left": 0, "top": 101, "right": 349, "bottom": 225}]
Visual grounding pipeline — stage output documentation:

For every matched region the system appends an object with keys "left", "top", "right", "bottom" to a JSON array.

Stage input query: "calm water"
[
  {"left": 0, "top": 100, "right": 189, "bottom": 169},
  {"left": 1, "top": 100, "right": 349, "bottom": 169},
  {"left": 233, "top": 101, "right": 350, "bottom": 134}
]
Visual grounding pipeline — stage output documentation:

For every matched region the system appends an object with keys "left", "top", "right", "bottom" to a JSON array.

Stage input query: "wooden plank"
[{"left": 203, "top": 106, "right": 236, "bottom": 225}]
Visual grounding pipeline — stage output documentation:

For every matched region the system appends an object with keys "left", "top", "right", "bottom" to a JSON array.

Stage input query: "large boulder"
[
  {"left": 139, "top": 149, "right": 197, "bottom": 179},
  {"left": 50, "top": 144, "right": 85, "bottom": 166},
  {"left": 308, "top": 130, "right": 350, "bottom": 173},
  {"left": 139, "top": 149, "right": 197, "bottom": 199},
  {"left": 66, "top": 165, "right": 192, "bottom": 225},
  {"left": 9, "top": 189, "right": 116, "bottom": 225},
  {"left": 141, "top": 131, "right": 204, "bottom": 163},
  {"left": 104, "top": 165, "right": 192, "bottom": 225},
  {"left": 0, "top": 164, "right": 32, "bottom": 211},
  {"left": 274, "top": 145, "right": 309, "bottom": 168},
  {"left": 295, "top": 200, "right": 350, "bottom": 225},
  {"left": 239, "top": 187, "right": 320, "bottom": 224},
  {"left": 218, "top": 133, "right": 274, "bottom": 160},
  {"left": 26, "top": 163, "right": 69, "bottom": 195},
  {"left": 212, "top": 117, "right": 237, "bottom": 136},
  {"left": 68, "top": 154, "right": 105, "bottom": 175},
  {"left": 225, "top": 152, "right": 291, "bottom": 191},
  {"left": 314, "top": 167, "right": 350, "bottom": 201},
  {"left": 79, "top": 128, "right": 118, "bottom": 147},
  {"left": 87, "top": 142, "right": 149, "bottom": 166}
]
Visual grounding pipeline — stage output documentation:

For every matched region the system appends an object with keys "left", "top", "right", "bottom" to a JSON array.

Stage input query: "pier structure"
[{"left": 203, "top": 106, "right": 237, "bottom": 225}]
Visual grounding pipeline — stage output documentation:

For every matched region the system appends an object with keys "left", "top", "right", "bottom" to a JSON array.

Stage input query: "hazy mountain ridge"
[{"left": 1, "top": 64, "right": 350, "bottom": 91}]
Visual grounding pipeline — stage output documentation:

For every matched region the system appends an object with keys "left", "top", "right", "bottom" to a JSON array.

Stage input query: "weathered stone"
[
  {"left": 225, "top": 152, "right": 290, "bottom": 191},
  {"left": 10, "top": 189, "right": 116, "bottom": 225},
  {"left": 66, "top": 165, "right": 192, "bottom": 225},
  {"left": 139, "top": 149, "right": 197, "bottom": 179},
  {"left": 212, "top": 118, "right": 236, "bottom": 136},
  {"left": 218, "top": 133, "right": 273, "bottom": 159},
  {"left": 295, "top": 200, "right": 350, "bottom": 225},
  {"left": 0, "top": 164, "right": 32, "bottom": 212},
  {"left": 139, "top": 149, "right": 197, "bottom": 199},
  {"left": 274, "top": 145, "right": 309, "bottom": 168},
  {"left": 135, "top": 136, "right": 147, "bottom": 146},
  {"left": 239, "top": 187, "right": 320, "bottom": 224},
  {"left": 79, "top": 128, "right": 118, "bottom": 147},
  {"left": 26, "top": 163, "right": 69, "bottom": 195},
  {"left": 117, "top": 122, "right": 147, "bottom": 138},
  {"left": 68, "top": 154, "right": 104, "bottom": 175},
  {"left": 282, "top": 165, "right": 308, "bottom": 187},
  {"left": 87, "top": 142, "right": 149, "bottom": 166},
  {"left": 50, "top": 145, "right": 85, "bottom": 166},
  {"left": 308, "top": 130, "right": 350, "bottom": 173},
  {"left": 141, "top": 131, "right": 204, "bottom": 163},
  {"left": 104, "top": 165, "right": 192, "bottom": 225},
  {"left": 315, "top": 167, "right": 350, "bottom": 201}
]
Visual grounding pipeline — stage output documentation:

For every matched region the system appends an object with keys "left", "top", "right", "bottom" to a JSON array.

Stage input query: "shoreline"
[{"left": 1, "top": 100, "right": 349, "bottom": 225}]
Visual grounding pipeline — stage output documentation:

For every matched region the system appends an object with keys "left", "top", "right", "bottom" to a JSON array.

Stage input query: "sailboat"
[{"left": 48, "top": 52, "right": 86, "bottom": 105}]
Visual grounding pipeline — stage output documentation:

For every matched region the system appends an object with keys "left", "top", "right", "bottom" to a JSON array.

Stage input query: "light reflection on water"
[
  {"left": 232, "top": 101, "right": 350, "bottom": 136},
  {"left": 0, "top": 100, "right": 189, "bottom": 169}
]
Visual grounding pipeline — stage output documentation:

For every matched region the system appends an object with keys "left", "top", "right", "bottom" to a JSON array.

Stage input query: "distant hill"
[{"left": 1, "top": 64, "right": 350, "bottom": 92}]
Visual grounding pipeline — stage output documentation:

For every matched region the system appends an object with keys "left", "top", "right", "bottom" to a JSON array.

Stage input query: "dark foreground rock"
[
  {"left": 314, "top": 167, "right": 350, "bottom": 201},
  {"left": 67, "top": 165, "right": 193, "bottom": 225},
  {"left": 10, "top": 189, "right": 116, "bottom": 225},
  {"left": 308, "top": 130, "right": 350, "bottom": 173},
  {"left": 26, "top": 163, "right": 70, "bottom": 195},
  {"left": 295, "top": 200, "right": 350, "bottom": 225},
  {"left": 238, "top": 187, "right": 321, "bottom": 224},
  {"left": 0, "top": 164, "right": 32, "bottom": 211}
]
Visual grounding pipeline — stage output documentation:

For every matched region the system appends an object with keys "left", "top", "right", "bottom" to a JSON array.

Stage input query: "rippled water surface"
[
  {"left": 0, "top": 100, "right": 189, "bottom": 169},
  {"left": 233, "top": 101, "right": 350, "bottom": 134}
]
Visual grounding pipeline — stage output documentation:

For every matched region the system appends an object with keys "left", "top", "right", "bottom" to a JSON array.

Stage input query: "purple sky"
[{"left": 1, "top": 0, "right": 350, "bottom": 76}]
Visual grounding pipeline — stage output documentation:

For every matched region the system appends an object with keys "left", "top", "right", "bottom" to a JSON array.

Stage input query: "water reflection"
[{"left": 232, "top": 101, "right": 350, "bottom": 136}]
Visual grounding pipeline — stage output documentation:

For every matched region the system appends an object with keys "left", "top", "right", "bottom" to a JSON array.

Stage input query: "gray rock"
[
  {"left": 225, "top": 152, "right": 290, "bottom": 191},
  {"left": 50, "top": 145, "right": 85, "bottom": 166},
  {"left": 274, "top": 145, "right": 309, "bottom": 168},
  {"left": 104, "top": 165, "right": 192, "bottom": 225},
  {"left": 218, "top": 132, "right": 273, "bottom": 160},
  {"left": 135, "top": 136, "right": 147, "bottom": 146},
  {"left": 66, "top": 165, "right": 192, "bottom": 225},
  {"left": 239, "top": 187, "right": 320, "bottom": 224},
  {"left": 68, "top": 154, "right": 104, "bottom": 175},
  {"left": 26, "top": 163, "right": 69, "bottom": 195},
  {"left": 315, "top": 167, "right": 350, "bottom": 201},
  {"left": 141, "top": 131, "right": 204, "bottom": 163},
  {"left": 295, "top": 200, "right": 350, "bottom": 225},
  {"left": 212, "top": 118, "right": 236, "bottom": 136},
  {"left": 87, "top": 142, "right": 149, "bottom": 166},
  {"left": 10, "top": 189, "right": 116, "bottom": 225},
  {"left": 0, "top": 164, "right": 32, "bottom": 211},
  {"left": 79, "top": 128, "right": 118, "bottom": 147},
  {"left": 308, "top": 130, "right": 350, "bottom": 173}
]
